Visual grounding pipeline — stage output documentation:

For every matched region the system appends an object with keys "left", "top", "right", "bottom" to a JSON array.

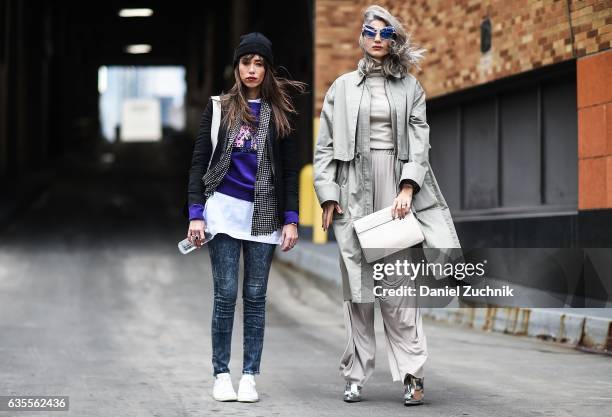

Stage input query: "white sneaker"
[
  {"left": 212, "top": 373, "right": 237, "bottom": 401},
  {"left": 237, "top": 374, "right": 259, "bottom": 402}
]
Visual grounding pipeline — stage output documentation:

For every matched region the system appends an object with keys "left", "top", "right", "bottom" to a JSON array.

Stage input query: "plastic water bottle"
[{"left": 178, "top": 230, "right": 214, "bottom": 254}]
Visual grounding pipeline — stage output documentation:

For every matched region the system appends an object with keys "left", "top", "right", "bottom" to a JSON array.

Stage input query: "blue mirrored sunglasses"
[{"left": 362, "top": 24, "right": 396, "bottom": 40}]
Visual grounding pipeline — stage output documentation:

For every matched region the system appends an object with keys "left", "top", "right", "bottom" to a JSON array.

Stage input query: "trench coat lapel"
[{"left": 344, "top": 79, "right": 364, "bottom": 158}]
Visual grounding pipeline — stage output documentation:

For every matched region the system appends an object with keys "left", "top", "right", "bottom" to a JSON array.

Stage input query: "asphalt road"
[{"left": 1, "top": 142, "right": 611, "bottom": 417}]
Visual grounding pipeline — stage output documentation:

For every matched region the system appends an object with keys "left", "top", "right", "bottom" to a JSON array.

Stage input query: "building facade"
[{"left": 314, "top": 0, "right": 612, "bottom": 246}]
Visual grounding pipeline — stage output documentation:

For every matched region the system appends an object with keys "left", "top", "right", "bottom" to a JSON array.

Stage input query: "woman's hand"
[
  {"left": 280, "top": 224, "right": 299, "bottom": 252},
  {"left": 321, "top": 200, "right": 343, "bottom": 231},
  {"left": 391, "top": 184, "right": 414, "bottom": 219},
  {"left": 187, "top": 220, "right": 207, "bottom": 248}
]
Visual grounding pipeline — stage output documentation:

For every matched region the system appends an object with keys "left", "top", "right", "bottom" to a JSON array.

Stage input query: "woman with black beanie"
[{"left": 186, "top": 32, "right": 305, "bottom": 402}]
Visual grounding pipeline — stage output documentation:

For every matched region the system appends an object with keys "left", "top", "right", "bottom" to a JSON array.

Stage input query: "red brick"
[
  {"left": 608, "top": 156, "right": 612, "bottom": 208},
  {"left": 607, "top": 103, "right": 612, "bottom": 154},
  {"left": 315, "top": 0, "right": 612, "bottom": 105},
  {"left": 577, "top": 50, "right": 612, "bottom": 108},
  {"left": 579, "top": 157, "right": 607, "bottom": 209},
  {"left": 579, "top": 105, "right": 607, "bottom": 157}
]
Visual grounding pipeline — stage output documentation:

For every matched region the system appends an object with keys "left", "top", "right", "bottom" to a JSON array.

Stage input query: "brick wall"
[
  {"left": 315, "top": 0, "right": 612, "bottom": 112},
  {"left": 577, "top": 49, "right": 612, "bottom": 209}
]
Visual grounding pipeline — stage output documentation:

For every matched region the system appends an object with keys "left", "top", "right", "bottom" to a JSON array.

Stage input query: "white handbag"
[{"left": 353, "top": 205, "right": 425, "bottom": 263}]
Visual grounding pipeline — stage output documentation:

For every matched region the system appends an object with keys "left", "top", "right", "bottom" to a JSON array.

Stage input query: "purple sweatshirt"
[{"left": 189, "top": 100, "right": 298, "bottom": 225}]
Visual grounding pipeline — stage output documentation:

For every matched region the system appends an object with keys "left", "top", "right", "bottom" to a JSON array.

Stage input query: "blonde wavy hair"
[{"left": 358, "top": 5, "right": 426, "bottom": 78}]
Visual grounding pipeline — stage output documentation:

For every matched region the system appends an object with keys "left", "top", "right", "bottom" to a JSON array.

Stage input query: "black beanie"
[{"left": 232, "top": 32, "right": 274, "bottom": 68}]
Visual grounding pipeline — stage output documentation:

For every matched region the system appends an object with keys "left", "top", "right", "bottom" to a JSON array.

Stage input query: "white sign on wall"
[{"left": 120, "top": 98, "right": 162, "bottom": 142}]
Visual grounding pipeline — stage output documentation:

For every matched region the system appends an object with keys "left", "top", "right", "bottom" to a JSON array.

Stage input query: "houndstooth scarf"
[{"left": 203, "top": 100, "right": 280, "bottom": 236}]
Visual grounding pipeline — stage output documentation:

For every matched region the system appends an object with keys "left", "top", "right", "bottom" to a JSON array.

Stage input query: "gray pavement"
[
  {"left": 2, "top": 236, "right": 612, "bottom": 417},
  {"left": 1, "top": 143, "right": 611, "bottom": 416}
]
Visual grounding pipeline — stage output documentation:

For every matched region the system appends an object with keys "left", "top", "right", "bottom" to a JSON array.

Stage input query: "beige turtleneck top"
[{"left": 365, "top": 67, "right": 394, "bottom": 149}]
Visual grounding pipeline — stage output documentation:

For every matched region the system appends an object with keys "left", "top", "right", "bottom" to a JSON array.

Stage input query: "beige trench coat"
[{"left": 313, "top": 70, "right": 462, "bottom": 303}]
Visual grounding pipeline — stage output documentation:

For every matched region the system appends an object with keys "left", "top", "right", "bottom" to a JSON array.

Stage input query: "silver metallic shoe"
[
  {"left": 403, "top": 374, "right": 424, "bottom": 406},
  {"left": 343, "top": 382, "right": 362, "bottom": 402}
]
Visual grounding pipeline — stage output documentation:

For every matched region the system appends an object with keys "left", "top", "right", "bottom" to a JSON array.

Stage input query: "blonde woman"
[{"left": 314, "top": 5, "right": 461, "bottom": 406}]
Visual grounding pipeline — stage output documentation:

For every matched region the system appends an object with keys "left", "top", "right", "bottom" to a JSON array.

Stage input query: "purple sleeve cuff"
[
  {"left": 189, "top": 203, "right": 205, "bottom": 221},
  {"left": 283, "top": 210, "right": 299, "bottom": 225}
]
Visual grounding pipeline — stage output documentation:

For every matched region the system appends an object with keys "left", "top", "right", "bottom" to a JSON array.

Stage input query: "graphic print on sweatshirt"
[{"left": 233, "top": 122, "right": 258, "bottom": 151}]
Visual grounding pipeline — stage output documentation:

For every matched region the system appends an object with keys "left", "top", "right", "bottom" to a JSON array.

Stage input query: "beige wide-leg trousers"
[{"left": 339, "top": 149, "right": 428, "bottom": 386}]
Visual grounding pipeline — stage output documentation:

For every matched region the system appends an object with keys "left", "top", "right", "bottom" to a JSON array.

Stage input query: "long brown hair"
[{"left": 221, "top": 54, "right": 307, "bottom": 139}]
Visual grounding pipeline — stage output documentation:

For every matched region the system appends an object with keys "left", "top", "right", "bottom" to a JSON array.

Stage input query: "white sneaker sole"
[
  {"left": 212, "top": 393, "right": 237, "bottom": 402},
  {"left": 237, "top": 394, "right": 259, "bottom": 402}
]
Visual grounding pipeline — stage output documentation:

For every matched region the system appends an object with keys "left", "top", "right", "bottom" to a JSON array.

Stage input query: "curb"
[
  {"left": 422, "top": 307, "right": 611, "bottom": 354},
  {"left": 275, "top": 241, "right": 341, "bottom": 288}
]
